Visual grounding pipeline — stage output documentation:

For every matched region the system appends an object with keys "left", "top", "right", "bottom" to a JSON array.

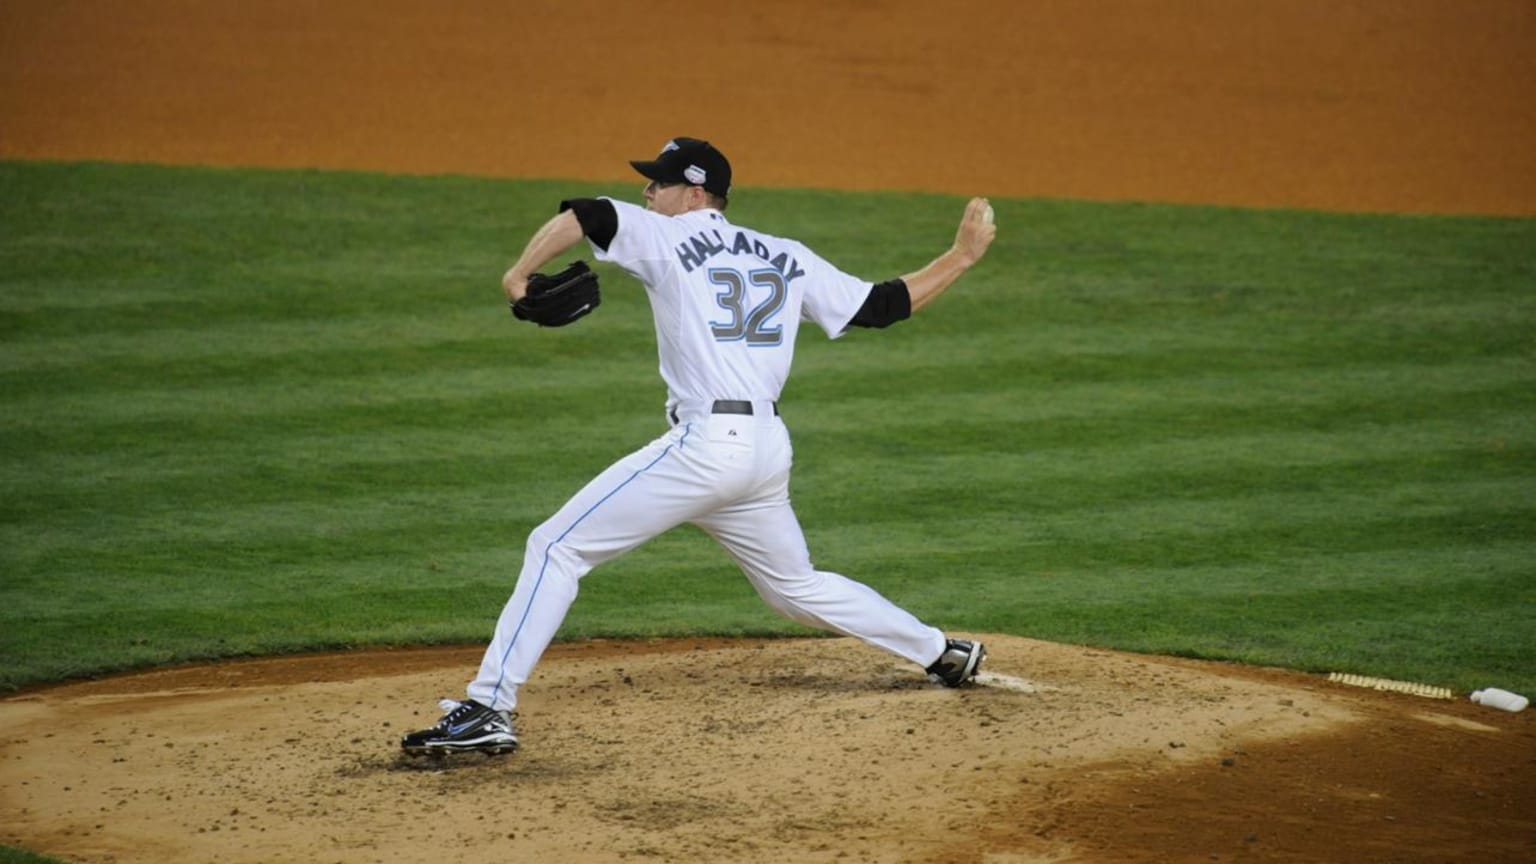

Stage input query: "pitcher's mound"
[{"left": 2, "top": 635, "right": 1532, "bottom": 862}]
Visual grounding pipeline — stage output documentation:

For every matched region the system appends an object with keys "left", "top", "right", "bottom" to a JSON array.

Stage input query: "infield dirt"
[
  {"left": 4, "top": 637, "right": 1534, "bottom": 863},
  {"left": 2, "top": 2, "right": 1535, "bottom": 862}
]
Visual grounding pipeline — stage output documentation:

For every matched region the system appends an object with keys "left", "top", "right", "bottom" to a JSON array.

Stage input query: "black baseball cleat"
[
  {"left": 926, "top": 639, "right": 986, "bottom": 687},
  {"left": 401, "top": 698, "right": 519, "bottom": 757}
]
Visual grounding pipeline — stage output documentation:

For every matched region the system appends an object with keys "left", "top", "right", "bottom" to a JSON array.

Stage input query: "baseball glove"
[{"left": 511, "top": 260, "right": 601, "bottom": 327}]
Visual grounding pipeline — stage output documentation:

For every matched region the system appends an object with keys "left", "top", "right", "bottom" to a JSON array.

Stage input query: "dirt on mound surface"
[{"left": 2, "top": 636, "right": 1533, "bottom": 863}]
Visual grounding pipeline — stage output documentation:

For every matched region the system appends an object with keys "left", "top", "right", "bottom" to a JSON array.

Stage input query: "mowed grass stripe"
[
  {"left": 11, "top": 415, "right": 1526, "bottom": 559},
  {"left": 9, "top": 348, "right": 1523, "bottom": 441},
  {"left": 10, "top": 367, "right": 1526, "bottom": 519},
  {"left": 23, "top": 459, "right": 1515, "bottom": 573},
  {"left": 0, "top": 285, "right": 660, "bottom": 374},
  {"left": 9, "top": 278, "right": 1526, "bottom": 363}
]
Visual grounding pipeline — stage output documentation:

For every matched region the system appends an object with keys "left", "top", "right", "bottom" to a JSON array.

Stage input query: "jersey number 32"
[{"left": 709, "top": 267, "right": 787, "bottom": 347}]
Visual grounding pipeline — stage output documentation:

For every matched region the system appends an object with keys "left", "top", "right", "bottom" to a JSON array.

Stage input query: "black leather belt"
[
  {"left": 710, "top": 400, "right": 778, "bottom": 416},
  {"left": 670, "top": 400, "right": 779, "bottom": 425}
]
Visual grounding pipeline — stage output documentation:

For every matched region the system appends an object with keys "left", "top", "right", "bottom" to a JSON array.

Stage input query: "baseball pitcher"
[{"left": 403, "top": 137, "right": 997, "bottom": 756}]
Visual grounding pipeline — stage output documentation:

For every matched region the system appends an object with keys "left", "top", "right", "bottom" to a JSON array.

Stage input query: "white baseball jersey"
[
  {"left": 468, "top": 198, "right": 946, "bottom": 713},
  {"left": 593, "top": 198, "right": 871, "bottom": 411}
]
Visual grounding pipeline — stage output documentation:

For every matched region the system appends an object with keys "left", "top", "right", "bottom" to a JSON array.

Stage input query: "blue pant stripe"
[{"left": 490, "top": 425, "right": 691, "bottom": 706}]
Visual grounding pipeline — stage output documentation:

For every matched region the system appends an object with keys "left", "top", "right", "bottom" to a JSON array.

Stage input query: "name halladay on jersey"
[{"left": 674, "top": 227, "right": 808, "bottom": 284}]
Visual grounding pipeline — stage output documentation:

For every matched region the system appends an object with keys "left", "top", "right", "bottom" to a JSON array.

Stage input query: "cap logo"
[{"left": 684, "top": 165, "right": 707, "bottom": 185}]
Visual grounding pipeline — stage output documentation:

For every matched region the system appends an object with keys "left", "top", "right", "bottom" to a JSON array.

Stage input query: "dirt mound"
[{"left": 3, "top": 636, "right": 1533, "bottom": 863}]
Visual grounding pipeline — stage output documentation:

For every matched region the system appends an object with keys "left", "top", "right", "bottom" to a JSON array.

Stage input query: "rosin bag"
[{"left": 1470, "top": 688, "right": 1529, "bottom": 712}]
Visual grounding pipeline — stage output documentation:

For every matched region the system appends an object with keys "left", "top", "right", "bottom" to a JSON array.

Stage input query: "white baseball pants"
[{"left": 468, "top": 403, "right": 946, "bottom": 712}]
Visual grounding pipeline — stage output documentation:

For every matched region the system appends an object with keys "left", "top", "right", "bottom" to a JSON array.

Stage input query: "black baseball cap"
[{"left": 630, "top": 137, "right": 732, "bottom": 198}]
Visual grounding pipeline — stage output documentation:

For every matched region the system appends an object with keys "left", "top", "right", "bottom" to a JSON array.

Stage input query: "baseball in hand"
[{"left": 981, "top": 202, "right": 995, "bottom": 225}]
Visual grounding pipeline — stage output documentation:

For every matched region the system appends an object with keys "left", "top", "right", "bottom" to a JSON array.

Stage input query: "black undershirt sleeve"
[
  {"left": 558, "top": 198, "right": 619, "bottom": 251},
  {"left": 847, "top": 278, "right": 912, "bottom": 329}
]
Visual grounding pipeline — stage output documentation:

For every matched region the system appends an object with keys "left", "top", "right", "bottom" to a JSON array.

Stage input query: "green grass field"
[
  {"left": 2, "top": 160, "right": 1533, "bottom": 699},
  {"left": 0, "top": 847, "right": 58, "bottom": 864}
]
